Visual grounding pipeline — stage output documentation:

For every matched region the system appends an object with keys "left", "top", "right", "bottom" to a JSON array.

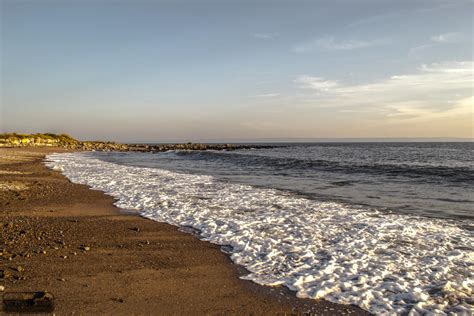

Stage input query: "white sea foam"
[{"left": 45, "top": 152, "right": 473, "bottom": 315}]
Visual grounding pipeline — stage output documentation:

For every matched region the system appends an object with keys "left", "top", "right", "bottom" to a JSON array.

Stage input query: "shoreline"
[{"left": 0, "top": 147, "right": 368, "bottom": 315}]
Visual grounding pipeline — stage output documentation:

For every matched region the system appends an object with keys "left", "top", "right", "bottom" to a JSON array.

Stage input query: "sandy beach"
[{"left": 0, "top": 147, "right": 368, "bottom": 315}]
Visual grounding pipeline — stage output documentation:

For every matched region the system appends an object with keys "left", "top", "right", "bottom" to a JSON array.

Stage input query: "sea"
[{"left": 45, "top": 142, "right": 473, "bottom": 315}]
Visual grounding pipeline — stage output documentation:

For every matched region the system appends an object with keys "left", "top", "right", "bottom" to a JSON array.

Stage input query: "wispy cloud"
[
  {"left": 418, "top": 0, "right": 473, "bottom": 13},
  {"left": 295, "top": 61, "right": 473, "bottom": 121},
  {"left": 295, "top": 77, "right": 339, "bottom": 92},
  {"left": 253, "top": 93, "right": 281, "bottom": 98},
  {"left": 253, "top": 32, "right": 279, "bottom": 40},
  {"left": 293, "top": 36, "right": 387, "bottom": 52},
  {"left": 348, "top": 1, "right": 471, "bottom": 28},
  {"left": 409, "top": 44, "right": 434, "bottom": 57},
  {"left": 409, "top": 32, "right": 464, "bottom": 57},
  {"left": 384, "top": 96, "right": 473, "bottom": 121},
  {"left": 431, "top": 32, "right": 463, "bottom": 43},
  {"left": 347, "top": 12, "right": 398, "bottom": 28}
]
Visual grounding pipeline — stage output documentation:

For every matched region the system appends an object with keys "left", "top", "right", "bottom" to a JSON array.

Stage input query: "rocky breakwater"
[
  {"left": 129, "top": 143, "right": 276, "bottom": 152},
  {"left": 77, "top": 141, "right": 129, "bottom": 152},
  {"left": 0, "top": 133, "right": 277, "bottom": 152}
]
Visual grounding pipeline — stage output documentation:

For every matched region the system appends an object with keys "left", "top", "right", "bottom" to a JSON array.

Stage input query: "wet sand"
[{"left": 0, "top": 147, "right": 369, "bottom": 315}]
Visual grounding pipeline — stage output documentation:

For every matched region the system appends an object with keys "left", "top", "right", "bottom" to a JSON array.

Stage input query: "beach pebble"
[{"left": 0, "top": 270, "right": 11, "bottom": 279}]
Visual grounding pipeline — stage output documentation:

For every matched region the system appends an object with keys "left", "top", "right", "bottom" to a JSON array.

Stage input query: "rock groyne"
[{"left": 0, "top": 133, "right": 275, "bottom": 152}]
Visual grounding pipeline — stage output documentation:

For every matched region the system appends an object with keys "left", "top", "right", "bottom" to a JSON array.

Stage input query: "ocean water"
[{"left": 45, "top": 143, "right": 473, "bottom": 315}]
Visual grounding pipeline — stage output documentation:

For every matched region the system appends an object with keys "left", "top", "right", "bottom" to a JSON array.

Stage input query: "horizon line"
[{"left": 129, "top": 137, "right": 473, "bottom": 144}]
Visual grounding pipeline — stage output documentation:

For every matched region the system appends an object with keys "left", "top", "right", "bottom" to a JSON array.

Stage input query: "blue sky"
[{"left": 1, "top": 0, "right": 472, "bottom": 141}]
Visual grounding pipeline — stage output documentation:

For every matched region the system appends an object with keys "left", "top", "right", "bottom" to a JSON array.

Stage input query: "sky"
[{"left": 0, "top": 0, "right": 473, "bottom": 142}]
